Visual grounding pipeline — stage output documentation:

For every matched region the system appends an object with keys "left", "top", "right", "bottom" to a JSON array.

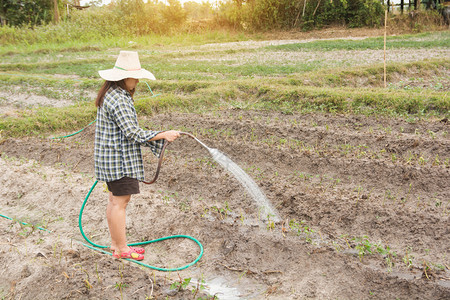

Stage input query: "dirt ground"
[{"left": 1, "top": 31, "right": 449, "bottom": 299}]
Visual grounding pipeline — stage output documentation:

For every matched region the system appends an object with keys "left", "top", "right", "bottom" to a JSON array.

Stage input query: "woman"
[{"left": 95, "top": 51, "right": 180, "bottom": 260}]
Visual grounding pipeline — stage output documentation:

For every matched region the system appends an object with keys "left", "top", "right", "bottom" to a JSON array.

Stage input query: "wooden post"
[
  {"left": 53, "top": 0, "right": 60, "bottom": 24},
  {"left": 384, "top": 9, "right": 387, "bottom": 88}
]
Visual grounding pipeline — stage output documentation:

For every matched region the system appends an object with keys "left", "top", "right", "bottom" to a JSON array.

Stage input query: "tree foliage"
[
  {"left": 183, "top": 1, "right": 214, "bottom": 21},
  {"left": 312, "top": 0, "right": 385, "bottom": 28},
  {"left": 0, "top": 0, "right": 385, "bottom": 30},
  {"left": 161, "top": 0, "right": 187, "bottom": 30},
  {"left": 1, "top": 0, "right": 54, "bottom": 26},
  {"left": 0, "top": 0, "right": 388, "bottom": 45},
  {"left": 216, "top": 0, "right": 385, "bottom": 30}
]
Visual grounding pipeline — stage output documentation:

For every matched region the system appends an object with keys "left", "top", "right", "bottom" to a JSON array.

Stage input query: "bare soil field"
[{"left": 0, "top": 31, "right": 449, "bottom": 299}]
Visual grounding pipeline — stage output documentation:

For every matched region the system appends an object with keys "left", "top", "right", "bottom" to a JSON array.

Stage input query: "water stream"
[{"left": 185, "top": 133, "right": 280, "bottom": 222}]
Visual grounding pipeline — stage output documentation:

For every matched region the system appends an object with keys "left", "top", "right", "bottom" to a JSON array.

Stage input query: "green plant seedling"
[
  {"left": 192, "top": 274, "right": 207, "bottom": 298},
  {"left": 402, "top": 249, "right": 413, "bottom": 269},
  {"left": 352, "top": 235, "right": 374, "bottom": 261},
  {"left": 114, "top": 282, "right": 128, "bottom": 300},
  {"left": 170, "top": 275, "right": 191, "bottom": 292}
]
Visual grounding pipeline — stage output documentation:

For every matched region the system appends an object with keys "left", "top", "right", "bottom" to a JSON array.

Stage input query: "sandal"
[
  {"left": 113, "top": 249, "right": 144, "bottom": 261},
  {"left": 129, "top": 246, "right": 145, "bottom": 254},
  {"left": 110, "top": 246, "right": 145, "bottom": 254}
]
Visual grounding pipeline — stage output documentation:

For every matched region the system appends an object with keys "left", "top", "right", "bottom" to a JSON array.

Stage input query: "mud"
[{"left": 0, "top": 107, "right": 449, "bottom": 299}]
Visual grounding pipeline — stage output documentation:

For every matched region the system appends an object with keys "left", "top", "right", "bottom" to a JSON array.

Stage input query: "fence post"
[{"left": 384, "top": 9, "right": 387, "bottom": 88}]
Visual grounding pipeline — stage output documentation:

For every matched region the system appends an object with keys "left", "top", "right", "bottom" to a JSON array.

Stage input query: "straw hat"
[{"left": 98, "top": 51, "right": 156, "bottom": 81}]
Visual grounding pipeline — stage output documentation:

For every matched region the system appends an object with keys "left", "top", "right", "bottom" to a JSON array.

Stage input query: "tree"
[
  {"left": 161, "top": 0, "right": 187, "bottom": 30},
  {"left": 0, "top": 0, "right": 54, "bottom": 26},
  {"left": 183, "top": 1, "right": 214, "bottom": 20}
]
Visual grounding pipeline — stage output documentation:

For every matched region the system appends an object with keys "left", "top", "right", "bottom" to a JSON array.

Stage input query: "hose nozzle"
[{"left": 180, "top": 132, "right": 211, "bottom": 150}]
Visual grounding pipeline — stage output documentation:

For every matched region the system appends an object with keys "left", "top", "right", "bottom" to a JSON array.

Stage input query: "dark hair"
[{"left": 95, "top": 79, "right": 135, "bottom": 107}]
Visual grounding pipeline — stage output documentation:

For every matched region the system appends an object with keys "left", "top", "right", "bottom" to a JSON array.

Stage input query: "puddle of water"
[{"left": 191, "top": 277, "right": 242, "bottom": 299}]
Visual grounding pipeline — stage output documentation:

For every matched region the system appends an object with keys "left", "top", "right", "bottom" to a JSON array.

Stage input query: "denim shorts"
[{"left": 106, "top": 177, "right": 140, "bottom": 196}]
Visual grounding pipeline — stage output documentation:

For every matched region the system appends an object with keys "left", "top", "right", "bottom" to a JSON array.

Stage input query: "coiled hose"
[
  {"left": 2, "top": 122, "right": 204, "bottom": 271},
  {"left": 79, "top": 133, "right": 204, "bottom": 271}
]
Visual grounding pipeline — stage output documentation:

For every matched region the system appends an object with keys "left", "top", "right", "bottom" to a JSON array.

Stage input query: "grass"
[
  {"left": 1, "top": 80, "right": 447, "bottom": 138},
  {"left": 0, "top": 102, "right": 96, "bottom": 137},
  {"left": 0, "top": 29, "right": 252, "bottom": 55},
  {"left": 0, "top": 30, "right": 448, "bottom": 138},
  {"left": 266, "top": 31, "right": 450, "bottom": 51}
]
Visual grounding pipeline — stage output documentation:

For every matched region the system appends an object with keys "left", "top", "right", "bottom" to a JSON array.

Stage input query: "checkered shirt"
[{"left": 94, "top": 86, "right": 164, "bottom": 182}]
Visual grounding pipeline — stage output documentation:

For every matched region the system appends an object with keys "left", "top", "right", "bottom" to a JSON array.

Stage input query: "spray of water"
[
  {"left": 208, "top": 148, "right": 280, "bottom": 222},
  {"left": 183, "top": 133, "right": 280, "bottom": 222}
]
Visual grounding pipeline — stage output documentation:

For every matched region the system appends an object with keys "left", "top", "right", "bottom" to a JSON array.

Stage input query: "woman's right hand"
[{"left": 162, "top": 130, "right": 181, "bottom": 142}]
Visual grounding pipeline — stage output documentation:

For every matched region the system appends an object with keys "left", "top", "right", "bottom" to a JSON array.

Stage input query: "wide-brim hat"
[{"left": 98, "top": 51, "right": 156, "bottom": 81}]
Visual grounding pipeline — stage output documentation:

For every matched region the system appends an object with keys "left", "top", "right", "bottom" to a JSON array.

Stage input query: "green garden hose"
[
  {"left": 52, "top": 120, "right": 97, "bottom": 140},
  {"left": 1, "top": 83, "right": 203, "bottom": 271},
  {"left": 0, "top": 213, "right": 51, "bottom": 233},
  {"left": 49, "top": 87, "right": 203, "bottom": 270},
  {"left": 1, "top": 189, "right": 204, "bottom": 272},
  {"left": 1, "top": 142, "right": 204, "bottom": 272},
  {"left": 77, "top": 134, "right": 203, "bottom": 271},
  {"left": 4, "top": 133, "right": 203, "bottom": 270},
  {"left": 79, "top": 180, "right": 204, "bottom": 272}
]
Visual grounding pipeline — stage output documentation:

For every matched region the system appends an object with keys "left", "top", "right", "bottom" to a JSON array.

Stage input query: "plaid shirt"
[{"left": 94, "top": 86, "right": 164, "bottom": 182}]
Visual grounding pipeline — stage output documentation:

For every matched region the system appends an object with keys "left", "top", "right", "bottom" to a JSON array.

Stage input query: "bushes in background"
[
  {"left": 215, "top": 0, "right": 385, "bottom": 31},
  {"left": 0, "top": 0, "right": 445, "bottom": 46}
]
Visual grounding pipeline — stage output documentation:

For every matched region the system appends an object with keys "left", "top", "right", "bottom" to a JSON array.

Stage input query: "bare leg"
[{"left": 107, "top": 192, "right": 131, "bottom": 254}]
